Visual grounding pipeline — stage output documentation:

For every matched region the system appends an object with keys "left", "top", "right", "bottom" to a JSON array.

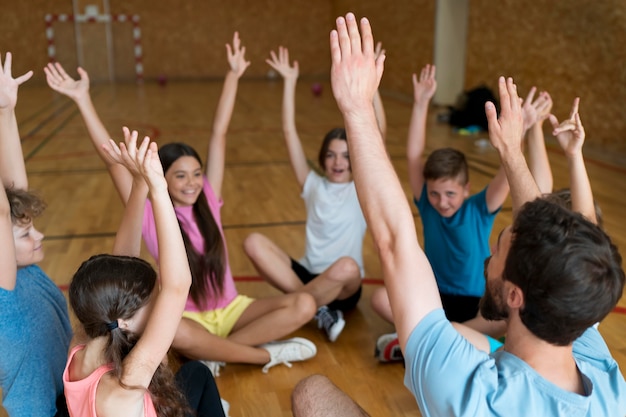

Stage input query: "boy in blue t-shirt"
[{"left": 372, "top": 64, "right": 510, "bottom": 361}]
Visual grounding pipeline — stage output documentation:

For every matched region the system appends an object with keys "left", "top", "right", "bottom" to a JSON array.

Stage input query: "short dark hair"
[
  {"left": 317, "top": 127, "right": 347, "bottom": 171},
  {"left": 543, "top": 188, "right": 604, "bottom": 229},
  {"left": 423, "top": 148, "right": 468, "bottom": 184},
  {"left": 504, "top": 198, "right": 624, "bottom": 345}
]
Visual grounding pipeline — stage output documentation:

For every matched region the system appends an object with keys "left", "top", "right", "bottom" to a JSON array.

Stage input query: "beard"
[{"left": 479, "top": 273, "right": 509, "bottom": 321}]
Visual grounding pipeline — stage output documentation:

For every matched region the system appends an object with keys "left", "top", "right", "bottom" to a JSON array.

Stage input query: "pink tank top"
[{"left": 63, "top": 345, "right": 157, "bottom": 417}]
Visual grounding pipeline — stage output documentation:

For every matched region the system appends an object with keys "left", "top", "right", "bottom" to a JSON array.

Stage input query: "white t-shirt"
[{"left": 299, "top": 171, "right": 367, "bottom": 275}]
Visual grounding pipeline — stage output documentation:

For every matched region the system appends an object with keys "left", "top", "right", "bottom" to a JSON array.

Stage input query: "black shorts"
[
  {"left": 440, "top": 293, "right": 481, "bottom": 322},
  {"left": 290, "top": 258, "right": 362, "bottom": 311}
]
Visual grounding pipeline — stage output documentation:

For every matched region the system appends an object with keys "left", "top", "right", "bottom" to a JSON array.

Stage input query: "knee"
[
  {"left": 370, "top": 287, "right": 388, "bottom": 309},
  {"left": 292, "top": 374, "right": 331, "bottom": 415},
  {"left": 242, "top": 232, "right": 265, "bottom": 258},
  {"left": 370, "top": 287, "right": 391, "bottom": 318},
  {"left": 329, "top": 257, "right": 361, "bottom": 283},
  {"left": 292, "top": 292, "right": 317, "bottom": 322}
]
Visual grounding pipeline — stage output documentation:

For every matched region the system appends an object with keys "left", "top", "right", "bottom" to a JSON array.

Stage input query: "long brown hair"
[
  {"left": 158, "top": 143, "right": 226, "bottom": 309},
  {"left": 69, "top": 254, "right": 190, "bottom": 417}
]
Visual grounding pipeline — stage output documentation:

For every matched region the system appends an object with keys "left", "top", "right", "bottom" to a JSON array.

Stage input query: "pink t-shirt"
[
  {"left": 63, "top": 345, "right": 157, "bottom": 417},
  {"left": 142, "top": 176, "right": 237, "bottom": 312}
]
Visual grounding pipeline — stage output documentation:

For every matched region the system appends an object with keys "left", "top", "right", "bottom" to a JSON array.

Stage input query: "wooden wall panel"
[
  {"left": 465, "top": 0, "right": 626, "bottom": 160},
  {"left": 1, "top": 1, "right": 623, "bottom": 158}
]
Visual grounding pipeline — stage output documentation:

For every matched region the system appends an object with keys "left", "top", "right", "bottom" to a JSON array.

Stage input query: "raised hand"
[
  {"left": 226, "top": 31, "right": 251, "bottom": 78},
  {"left": 330, "top": 13, "right": 385, "bottom": 114},
  {"left": 486, "top": 77, "right": 524, "bottom": 153},
  {"left": 44, "top": 62, "right": 89, "bottom": 102},
  {"left": 535, "top": 91, "right": 553, "bottom": 122},
  {"left": 549, "top": 98, "right": 584, "bottom": 158},
  {"left": 412, "top": 64, "right": 436, "bottom": 104},
  {"left": 103, "top": 127, "right": 166, "bottom": 190},
  {"left": 266, "top": 46, "right": 299, "bottom": 81},
  {"left": 0, "top": 52, "right": 33, "bottom": 111},
  {"left": 522, "top": 87, "right": 552, "bottom": 131}
]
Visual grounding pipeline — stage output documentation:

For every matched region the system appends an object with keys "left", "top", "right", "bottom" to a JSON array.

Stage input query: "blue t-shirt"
[
  {"left": 415, "top": 186, "right": 499, "bottom": 297},
  {"left": 404, "top": 309, "right": 626, "bottom": 416},
  {"left": 0, "top": 265, "right": 72, "bottom": 417}
]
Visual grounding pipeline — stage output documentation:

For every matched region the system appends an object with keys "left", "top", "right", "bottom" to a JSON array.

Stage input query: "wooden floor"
[{"left": 3, "top": 79, "right": 625, "bottom": 416}]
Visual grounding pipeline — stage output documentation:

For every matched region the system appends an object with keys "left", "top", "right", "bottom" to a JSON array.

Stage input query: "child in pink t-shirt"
[{"left": 46, "top": 32, "right": 317, "bottom": 375}]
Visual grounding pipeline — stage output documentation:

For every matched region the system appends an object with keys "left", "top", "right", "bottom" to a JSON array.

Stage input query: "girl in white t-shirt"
[{"left": 243, "top": 46, "right": 386, "bottom": 342}]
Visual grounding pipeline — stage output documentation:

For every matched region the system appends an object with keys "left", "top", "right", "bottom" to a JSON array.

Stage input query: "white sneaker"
[
  {"left": 260, "top": 337, "right": 317, "bottom": 373},
  {"left": 199, "top": 360, "right": 225, "bottom": 377}
]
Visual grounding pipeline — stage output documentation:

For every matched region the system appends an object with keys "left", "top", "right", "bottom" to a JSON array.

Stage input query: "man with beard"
[{"left": 291, "top": 13, "right": 626, "bottom": 417}]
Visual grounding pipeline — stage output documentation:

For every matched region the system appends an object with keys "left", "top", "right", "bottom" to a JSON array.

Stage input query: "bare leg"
[
  {"left": 228, "top": 292, "right": 317, "bottom": 345},
  {"left": 172, "top": 318, "right": 270, "bottom": 364},
  {"left": 370, "top": 286, "right": 394, "bottom": 323},
  {"left": 243, "top": 232, "right": 304, "bottom": 292},
  {"left": 299, "top": 257, "right": 361, "bottom": 306},
  {"left": 244, "top": 233, "right": 361, "bottom": 307},
  {"left": 292, "top": 375, "right": 370, "bottom": 417}
]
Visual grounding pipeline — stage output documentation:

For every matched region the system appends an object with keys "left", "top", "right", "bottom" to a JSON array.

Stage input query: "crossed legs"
[
  {"left": 243, "top": 232, "right": 361, "bottom": 307},
  {"left": 172, "top": 292, "right": 316, "bottom": 364}
]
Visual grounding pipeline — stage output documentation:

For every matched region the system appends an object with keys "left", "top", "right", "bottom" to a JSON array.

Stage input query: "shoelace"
[
  {"left": 262, "top": 343, "right": 299, "bottom": 373},
  {"left": 317, "top": 308, "right": 337, "bottom": 330}
]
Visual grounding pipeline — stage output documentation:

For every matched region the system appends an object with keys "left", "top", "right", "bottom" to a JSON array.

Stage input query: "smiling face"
[
  {"left": 13, "top": 220, "right": 45, "bottom": 267},
  {"left": 425, "top": 177, "right": 469, "bottom": 217},
  {"left": 479, "top": 226, "right": 513, "bottom": 321},
  {"left": 323, "top": 138, "right": 352, "bottom": 183},
  {"left": 164, "top": 156, "right": 204, "bottom": 207}
]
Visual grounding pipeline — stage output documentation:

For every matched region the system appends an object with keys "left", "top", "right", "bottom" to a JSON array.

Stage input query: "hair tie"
[{"left": 106, "top": 321, "right": 119, "bottom": 331}]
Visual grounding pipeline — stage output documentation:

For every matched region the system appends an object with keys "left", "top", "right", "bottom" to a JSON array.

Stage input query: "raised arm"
[
  {"left": 524, "top": 87, "right": 554, "bottom": 193},
  {"left": 206, "top": 32, "right": 250, "bottom": 197},
  {"left": 549, "top": 98, "right": 596, "bottom": 224},
  {"left": 0, "top": 52, "right": 32, "bottom": 189},
  {"left": 0, "top": 186, "right": 17, "bottom": 290},
  {"left": 407, "top": 64, "right": 436, "bottom": 199},
  {"left": 373, "top": 42, "right": 387, "bottom": 140},
  {"left": 266, "top": 46, "right": 310, "bottom": 187},
  {"left": 105, "top": 128, "right": 149, "bottom": 257},
  {"left": 44, "top": 62, "right": 133, "bottom": 203},
  {"left": 330, "top": 14, "right": 441, "bottom": 350},
  {"left": 104, "top": 135, "right": 191, "bottom": 389},
  {"left": 486, "top": 77, "right": 540, "bottom": 215}
]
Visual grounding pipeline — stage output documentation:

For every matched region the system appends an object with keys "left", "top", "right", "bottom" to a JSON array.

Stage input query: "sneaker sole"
[
  {"left": 284, "top": 337, "right": 317, "bottom": 359},
  {"left": 327, "top": 317, "right": 345, "bottom": 342}
]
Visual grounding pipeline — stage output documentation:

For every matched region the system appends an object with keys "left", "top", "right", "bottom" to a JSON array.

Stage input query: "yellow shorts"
[{"left": 182, "top": 295, "right": 255, "bottom": 338}]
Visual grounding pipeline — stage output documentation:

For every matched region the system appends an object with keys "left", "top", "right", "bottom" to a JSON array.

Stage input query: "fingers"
[
  {"left": 485, "top": 101, "right": 499, "bottom": 136},
  {"left": 524, "top": 86, "right": 537, "bottom": 107},
  {"left": 568, "top": 97, "right": 580, "bottom": 120},
  {"left": 497, "top": 77, "right": 510, "bottom": 116},
  {"left": 574, "top": 112, "right": 585, "bottom": 138},
  {"left": 335, "top": 16, "right": 351, "bottom": 58},
  {"left": 346, "top": 13, "right": 362, "bottom": 55},
  {"left": 330, "top": 29, "right": 341, "bottom": 64},
  {"left": 15, "top": 71, "right": 33, "bottom": 85},
  {"left": 359, "top": 17, "right": 374, "bottom": 56},
  {"left": 3, "top": 52, "right": 12, "bottom": 76},
  {"left": 548, "top": 114, "right": 560, "bottom": 132}
]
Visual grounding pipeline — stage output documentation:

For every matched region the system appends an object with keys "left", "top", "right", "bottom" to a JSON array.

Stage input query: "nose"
[{"left": 33, "top": 228, "right": 44, "bottom": 241}]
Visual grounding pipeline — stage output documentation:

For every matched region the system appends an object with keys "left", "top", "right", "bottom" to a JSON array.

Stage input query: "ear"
[
  {"left": 118, "top": 318, "right": 131, "bottom": 331},
  {"left": 463, "top": 181, "right": 471, "bottom": 198},
  {"left": 506, "top": 283, "right": 524, "bottom": 309}
]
